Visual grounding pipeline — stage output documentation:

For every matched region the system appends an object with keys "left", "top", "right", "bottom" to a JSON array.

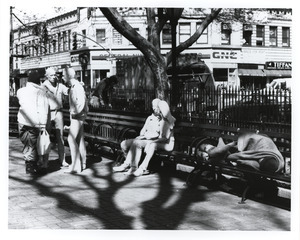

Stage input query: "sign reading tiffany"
[{"left": 265, "top": 61, "right": 292, "bottom": 70}]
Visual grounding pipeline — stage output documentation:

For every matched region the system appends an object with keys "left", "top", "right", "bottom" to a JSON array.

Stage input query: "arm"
[
  {"left": 70, "top": 83, "right": 87, "bottom": 118},
  {"left": 152, "top": 120, "right": 170, "bottom": 143},
  {"left": 37, "top": 90, "right": 50, "bottom": 128},
  {"left": 139, "top": 116, "right": 151, "bottom": 136},
  {"left": 42, "top": 80, "right": 56, "bottom": 94},
  {"left": 60, "top": 83, "right": 69, "bottom": 96}
]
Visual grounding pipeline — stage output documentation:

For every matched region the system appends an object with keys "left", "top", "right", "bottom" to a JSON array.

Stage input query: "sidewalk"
[{"left": 8, "top": 136, "right": 290, "bottom": 231}]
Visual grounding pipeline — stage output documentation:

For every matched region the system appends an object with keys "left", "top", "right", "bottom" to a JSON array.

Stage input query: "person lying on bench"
[
  {"left": 198, "top": 132, "right": 284, "bottom": 173},
  {"left": 113, "top": 98, "right": 162, "bottom": 174}
]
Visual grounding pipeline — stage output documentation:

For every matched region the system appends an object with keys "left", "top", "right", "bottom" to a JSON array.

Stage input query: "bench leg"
[
  {"left": 239, "top": 185, "right": 251, "bottom": 204},
  {"left": 186, "top": 164, "right": 220, "bottom": 188},
  {"left": 186, "top": 168, "right": 203, "bottom": 187}
]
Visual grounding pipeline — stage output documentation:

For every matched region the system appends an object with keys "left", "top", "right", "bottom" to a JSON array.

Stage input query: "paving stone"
[{"left": 8, "top": 136, "right": 291, "bottom": 231}]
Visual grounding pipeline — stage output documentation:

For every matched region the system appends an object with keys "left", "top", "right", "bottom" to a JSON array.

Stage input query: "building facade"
[{"left": 11, "top": 8, "right": 292, "bottom": 90}]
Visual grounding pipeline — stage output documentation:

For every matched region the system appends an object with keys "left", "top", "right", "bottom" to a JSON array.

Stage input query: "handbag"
[{"left": 37, "top": 129, "right": 51, "bottom": 155}]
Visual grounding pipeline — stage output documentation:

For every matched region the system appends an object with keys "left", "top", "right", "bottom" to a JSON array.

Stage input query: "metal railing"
[{"left": 9, "top": 86, "right": 291, "bottom": 133}]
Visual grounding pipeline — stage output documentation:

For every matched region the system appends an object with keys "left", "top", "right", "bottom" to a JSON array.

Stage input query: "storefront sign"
[
  {"left": 212, "top": 51, "right": 239, "bottom": 60},
  {"left": 70, "top": 55, "right": 80, "bottom": 66},
  {"left": 265, "top": 61, "right": 292, "bottom": 70}
]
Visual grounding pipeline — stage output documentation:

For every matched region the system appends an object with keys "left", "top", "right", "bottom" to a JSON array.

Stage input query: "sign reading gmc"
[{"left": 212, "top": 51, "right": 238, "bottom": 60}]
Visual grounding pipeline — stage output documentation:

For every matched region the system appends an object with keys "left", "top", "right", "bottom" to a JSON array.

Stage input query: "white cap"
[{"left": 45, "top": 67, "right": 56, "bottom": 77}]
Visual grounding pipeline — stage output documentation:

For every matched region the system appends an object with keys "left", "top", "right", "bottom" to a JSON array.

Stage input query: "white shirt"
[
  {"left": 42, "top": 80, "right": 69, "bottom": 110},
  {"left": 69, "top": 79, "right": 88, "bottom": 120},
  {"left": 17, "top": 82, "right": 50, "bottom": 127}
]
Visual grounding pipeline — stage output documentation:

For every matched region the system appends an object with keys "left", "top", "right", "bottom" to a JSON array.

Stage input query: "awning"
[
  {"left": 238, "top": 69, "right": 266, "bottom": 77},
  {"left": 264, "top": 69, "right": 292, "bottom": 77}
]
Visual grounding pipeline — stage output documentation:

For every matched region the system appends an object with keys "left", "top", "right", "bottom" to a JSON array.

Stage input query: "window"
[
  {"left": 256, "top": 25, "right": 264, "bottom": 46},
  {"left": 213, "top": 68, "right": 228, "bottom": 82},
  {"left": 68, "top": 30, "right": 71, "bottom": 50},
  {"left": 82, "top": 30, "right": 86, "bottom": 47},
  {"left": 221, "top": 23, "right": 231, "bottom": 45},
  {"left": 243, "top": 24, "right": 252, "bottom": 46},
  {"left": 96, "top": 29, "right": 106, "bottom": 44},
  {"left": 113, "top": 29, "right": 122, "bottom": 45},
  {"left": 32, "top": 40, "right": 36, "bottom": 56},
  {"left": 269, "top": 26, "right": 277, "bottom": 47},
  {"left": 282, "top": 27, "right": 290, "bottom": 47},
  {"left": 179, "top": 23, "right": 190, "bottom": 43},
  {"left": 63, "top": 31, "right": 68, "bottom": 51},
  {"left": 162, "top": 24, "right": 172, "bottom": 44},
  {"left": 196, "top": 22, "right": 208, "bottom": 44},
  {"left": 52, "top": 35, "right": 57, "bottom": 53}
]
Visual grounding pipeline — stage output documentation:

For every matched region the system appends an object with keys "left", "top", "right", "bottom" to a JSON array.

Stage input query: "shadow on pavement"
[{"left": 9, "top": 152, "right": 208, "bottom": 229}]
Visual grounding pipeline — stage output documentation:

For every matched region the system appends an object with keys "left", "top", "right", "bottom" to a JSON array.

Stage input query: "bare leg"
[
  {"left": 137, "top": 142, "right": 157, "bottom": 171},
  {"left": 78, "top": 124, "right": 86, "bottom": 169},
  {"left": 66, "top": 119, "right": 82, "bottom": 173}
]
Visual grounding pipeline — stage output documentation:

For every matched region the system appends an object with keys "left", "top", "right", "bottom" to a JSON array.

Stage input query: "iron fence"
[
  {"left": 103, "top": 87, "right": 291, "bottom": 133},
  {"left": 10, "top": 86, "right": 291, "bottom": 133}
]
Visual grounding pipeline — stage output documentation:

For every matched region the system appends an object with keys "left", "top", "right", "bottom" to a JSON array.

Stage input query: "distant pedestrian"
[
  {"left": 17, "top": 70, "right": 51, "bottom": 175},
  {"left": 62, "top": 67, "right": 89, "bottom": 173},
  {"left": 42, "top": 67, "right": 69, "bottom": 167},
  {"left": 89, "top": 75, "right": 118, "bottom": 108}
]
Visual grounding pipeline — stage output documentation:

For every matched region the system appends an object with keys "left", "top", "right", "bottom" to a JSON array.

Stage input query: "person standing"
[
  {"left": 62, "top": 67, "right": 89, "bottom": 173},
  {"left": 42, "top": 67, "right": 69, "bottom": 167},
  {"left": 17, "top": 70, "right": 51, "bottom": 175}
]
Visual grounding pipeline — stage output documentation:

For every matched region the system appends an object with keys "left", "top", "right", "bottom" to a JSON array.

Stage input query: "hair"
[
  {"left": 158, "top": 100, "right": 176, "bottom": 127},
  {"left": 27, "top": 70, "right": 40, "bottom": 84},
  {"left": 152, "top": 98, "right": 161, "bottom": 108},
  {"left": 66, "top": 68, "right": 76, "bottom": 79},
  {"left": 45, "top": 67, "right": 56, "bottom": 77},
  {"left": 108, "top": 75, "right": 118, "bottom": 84}
]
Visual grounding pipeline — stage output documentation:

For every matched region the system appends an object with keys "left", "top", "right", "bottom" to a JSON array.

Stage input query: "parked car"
[
  {"left": 220, "top": 89, "right": 291, "bottom": 124},
  {"left": 266, "top": 78, "right": 291, "bottom": 91}
]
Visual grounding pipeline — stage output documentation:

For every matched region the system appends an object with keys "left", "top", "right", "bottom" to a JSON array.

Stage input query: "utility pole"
[
  {"left": 166, "top": 8, "right": 183, "bottom": 107},
  {"left": 10, "top": 7, "right": 14, "bottom": 78}
]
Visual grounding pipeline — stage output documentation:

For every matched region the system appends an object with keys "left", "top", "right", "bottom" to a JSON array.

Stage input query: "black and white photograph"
[{"left": 1, "top": 0, "right": 299, "bottom": 239}]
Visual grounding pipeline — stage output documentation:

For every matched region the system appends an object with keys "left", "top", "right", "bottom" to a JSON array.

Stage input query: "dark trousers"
[{"left": 18, "top": 124, "right": 40, "bottom": 163}]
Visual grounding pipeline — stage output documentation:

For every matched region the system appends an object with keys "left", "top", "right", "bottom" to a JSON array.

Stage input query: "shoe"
[
  {"left": 60, "top": 160, "right": 69, "bottom": 167},
  {"left": 113, "top": 163, "right": 130, "bottom": 172},
  {"left": 25, "top": 161, "right": 38, "bottom": 175},
  {"left": 82, "top": 163, "right": 86, "bottom": 170},
  {"left": 133, "top": 167, "right": 147, "bottom": 177},
  {"left": 124, "top": 167, "right": 137, "bottom": 176}
]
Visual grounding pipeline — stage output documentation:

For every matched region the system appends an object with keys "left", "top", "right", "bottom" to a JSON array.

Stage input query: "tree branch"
[
  {"left": 100, "top": 7, "right": 159, "bottom": 60},
  {"left": 166, "top": 8, "right": 222, "bottom": 66}
]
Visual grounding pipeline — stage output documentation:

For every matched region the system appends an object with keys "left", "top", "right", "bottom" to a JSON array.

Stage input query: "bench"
[
  {"left": 63, "top": 109, "right": 146, "bottom": 158},
  {"left": 10, "top": 106, "right": 291, "bottom": 207},
  {"left": 157, "top": 123, "right": 291, "bottom": 207},
  {"left": 9, "top": 107, "right": 19, "bottom": 136}
]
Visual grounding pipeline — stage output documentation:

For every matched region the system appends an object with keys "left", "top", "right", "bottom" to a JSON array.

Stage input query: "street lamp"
[{"left": 165, "top": 8, "right": 183, "bottom": 106}]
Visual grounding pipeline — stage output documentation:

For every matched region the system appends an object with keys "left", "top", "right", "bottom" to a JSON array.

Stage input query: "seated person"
[
  {"left": 133, "top": 100, "right": 176, "bottom": 177},
  {"left": 113, "top": 98, "right": 162, "bottom": 174}
]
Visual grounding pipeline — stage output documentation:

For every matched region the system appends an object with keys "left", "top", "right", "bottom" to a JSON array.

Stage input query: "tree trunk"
[{"left": 100, "top": 8, "right": 170, "bottom": 100}]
